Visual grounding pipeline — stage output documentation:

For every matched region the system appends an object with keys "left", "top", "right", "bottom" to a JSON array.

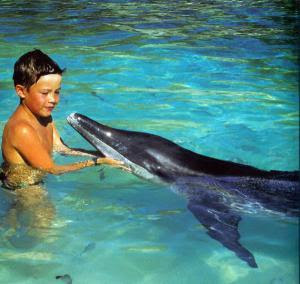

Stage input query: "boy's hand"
[{"left": 96, "top": 157, "right": 131, "bottom": 172}]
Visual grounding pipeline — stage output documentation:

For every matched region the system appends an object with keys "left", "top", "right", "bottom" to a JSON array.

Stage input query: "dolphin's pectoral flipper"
[{"left": 187, "top": 197, "right": 258, "bottom": 268}]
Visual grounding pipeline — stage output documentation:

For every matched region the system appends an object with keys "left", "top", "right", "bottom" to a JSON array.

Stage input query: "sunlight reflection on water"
[{"left": 0, "top": 0, "right": 298, "bottom": 283}]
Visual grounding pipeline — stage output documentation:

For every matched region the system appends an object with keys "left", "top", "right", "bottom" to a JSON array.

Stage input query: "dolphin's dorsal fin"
[{"left": 187, "top": 195, "right": 258, "bottom": 268}]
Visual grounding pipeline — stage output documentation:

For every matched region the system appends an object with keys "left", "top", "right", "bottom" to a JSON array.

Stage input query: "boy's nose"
[{"left": 48, "top": 92, "right": 58, "bottom": 103}]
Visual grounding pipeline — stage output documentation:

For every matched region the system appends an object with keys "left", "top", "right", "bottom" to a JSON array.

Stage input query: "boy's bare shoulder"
[{"left": 5, "top": 117, "right": 37, "bottom": 145}]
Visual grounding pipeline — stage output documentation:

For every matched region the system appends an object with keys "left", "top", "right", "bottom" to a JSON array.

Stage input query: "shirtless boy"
[{"left": 1, "top": 49, "right": 122, "bottom": 189}]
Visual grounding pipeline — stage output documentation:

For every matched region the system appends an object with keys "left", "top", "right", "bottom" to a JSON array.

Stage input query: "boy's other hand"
[{"left": 96, "top": 157, "right": 131, "bottom": 172}]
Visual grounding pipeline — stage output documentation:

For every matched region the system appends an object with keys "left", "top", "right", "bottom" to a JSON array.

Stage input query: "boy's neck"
[{"left": 20, "top": 104, "right": 52, "bottom": 127}]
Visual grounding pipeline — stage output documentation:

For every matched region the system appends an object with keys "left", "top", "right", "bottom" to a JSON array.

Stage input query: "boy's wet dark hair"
[{"left": 13, "top": 49, "right": 65, "bottom": 89}]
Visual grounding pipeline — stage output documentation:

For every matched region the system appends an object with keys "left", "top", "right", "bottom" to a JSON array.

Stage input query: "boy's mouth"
[{"left": 45, "top": 106, "right": 55, "bottom": 111}]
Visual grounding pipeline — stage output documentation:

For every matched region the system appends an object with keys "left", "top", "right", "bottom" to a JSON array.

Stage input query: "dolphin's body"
[{"left": 67, "top": 113, "right": 299, "bottom": 268}]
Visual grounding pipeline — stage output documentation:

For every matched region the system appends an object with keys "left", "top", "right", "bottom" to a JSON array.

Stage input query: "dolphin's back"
[{"left": 105, "top": 126, "right": 298, "bottom": 182}]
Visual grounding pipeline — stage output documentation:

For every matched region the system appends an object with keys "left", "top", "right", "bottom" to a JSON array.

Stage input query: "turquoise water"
[{"left": 0, "top": 1, "right": 299, "bottom": 283}]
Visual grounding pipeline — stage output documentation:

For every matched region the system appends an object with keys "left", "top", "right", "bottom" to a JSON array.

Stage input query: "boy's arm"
[
  {"left": 12, "top": 122, "right": 123, "bottom": 175},
  {"left": 53, "top": 122, "right": 100, "bottom": 157}
]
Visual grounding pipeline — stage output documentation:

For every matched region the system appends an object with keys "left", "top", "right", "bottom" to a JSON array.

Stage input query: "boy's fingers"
[
  {"left": 96, "top": 157, "right": 131, "bottom": 172},
  {"left": 96, "top": 157, "right": 124, "bottom": 166},
  {"left": 119, "top": 165, "right": 132, "bottom": 172}
]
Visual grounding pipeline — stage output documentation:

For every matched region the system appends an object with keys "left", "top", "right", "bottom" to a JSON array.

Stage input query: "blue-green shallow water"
[{"left": 0, "top": 0, "right": 299, "bottom": 283}]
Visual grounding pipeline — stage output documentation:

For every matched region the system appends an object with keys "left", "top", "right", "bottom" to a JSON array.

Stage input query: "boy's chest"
[{"left": 36, "top": 125, "right": 53, "bottom": 154}]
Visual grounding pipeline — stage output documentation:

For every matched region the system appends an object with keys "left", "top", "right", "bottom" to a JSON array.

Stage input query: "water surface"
[{"left": 0, "top": 1, "right": 298, "bottom": 283}]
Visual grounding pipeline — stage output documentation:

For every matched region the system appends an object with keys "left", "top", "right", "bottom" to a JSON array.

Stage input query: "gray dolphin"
[{"left": 67, "top": 113, "right": 299, "bottom": 268}]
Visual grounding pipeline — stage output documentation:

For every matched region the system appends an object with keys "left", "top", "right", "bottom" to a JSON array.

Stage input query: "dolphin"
[{"left": 67, "top": 113, "right": 299, "bottom": 268}]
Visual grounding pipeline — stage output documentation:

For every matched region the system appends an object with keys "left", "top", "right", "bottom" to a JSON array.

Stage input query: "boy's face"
[{"left": 17, "top": 74, "right": 62, "bottom": 118}]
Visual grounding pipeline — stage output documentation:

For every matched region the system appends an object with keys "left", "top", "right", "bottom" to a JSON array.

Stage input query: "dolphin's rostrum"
[{"left": 67, "top": 113, "right": 299, "bottom": 268}]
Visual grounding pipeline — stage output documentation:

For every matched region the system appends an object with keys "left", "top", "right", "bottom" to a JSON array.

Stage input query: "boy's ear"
[{"left": 15, "top": 85, "right": 27, "bottom": 99}]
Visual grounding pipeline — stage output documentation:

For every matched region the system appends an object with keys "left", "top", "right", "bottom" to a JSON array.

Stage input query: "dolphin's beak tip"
[{"left": 67, "top": 112, "right": 78, "bottom": 122}]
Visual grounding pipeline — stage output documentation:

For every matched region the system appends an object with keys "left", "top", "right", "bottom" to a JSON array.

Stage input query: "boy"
[{"left": 1, "top": 49, "right": 123, "bottom": 189}]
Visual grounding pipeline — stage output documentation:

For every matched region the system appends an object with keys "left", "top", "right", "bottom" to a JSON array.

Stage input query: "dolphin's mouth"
[
  {"left": 67, "top": 112, "right": 107, "bottom": 157},
  {"left": 67, "top": 112, "right": 162, "bottom": 183},
  {"left": 67, "top": 113, "right": 131, "bottom": 162}
]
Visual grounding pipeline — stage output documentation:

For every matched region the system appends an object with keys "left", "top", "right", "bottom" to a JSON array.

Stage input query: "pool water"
[{"left": 0, "top": 1, "right": 299, "bottom": 283}]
